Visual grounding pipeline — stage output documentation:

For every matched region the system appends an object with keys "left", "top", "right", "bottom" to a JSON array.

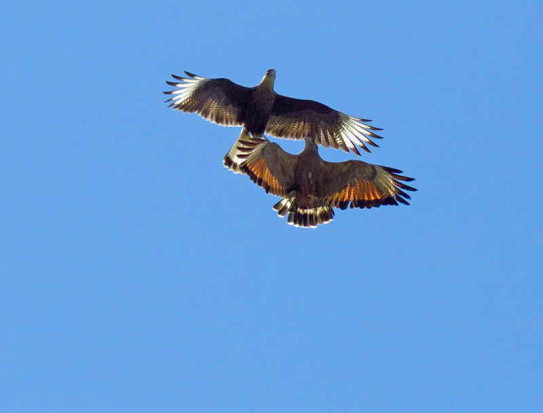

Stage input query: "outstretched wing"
[
  {"left": 235, "top": 136, "right": 297, "bottom": 197},
  {"left": 164, "top": 71, "right": 251, "bottom": 126},
  {"left": 265, "top": 94, "right": 382, "bottom": 156},
  {"left": 321, "top": 160, "right": 417, "bottom": 209}
]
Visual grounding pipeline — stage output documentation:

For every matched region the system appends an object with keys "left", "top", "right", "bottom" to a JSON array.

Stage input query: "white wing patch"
[
  {"left": 166, "top": 77, "right": 209, "bottom": 109},
  {"left": 164, "top": 73, "right": 245, "bottom": 127}
]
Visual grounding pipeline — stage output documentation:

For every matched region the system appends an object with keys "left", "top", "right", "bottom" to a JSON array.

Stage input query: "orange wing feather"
[
  {"left": 243, "top": 158, "right": 286, "bottom": 196},
  {"left": 332, "top": 181, "right": 384, "bottom": 202}
]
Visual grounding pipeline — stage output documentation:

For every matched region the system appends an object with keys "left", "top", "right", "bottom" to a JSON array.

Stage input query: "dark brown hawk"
[
  {"left": 164, "top": 69, "right": 382, "bottom": 156},
  {"left": 232, "top": 136, "right": 416, "bottom": 228}
]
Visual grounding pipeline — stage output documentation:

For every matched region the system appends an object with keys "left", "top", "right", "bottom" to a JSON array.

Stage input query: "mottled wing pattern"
[
  {"left": 266, "top": 95, "right": 382, "bottom": 155},
  {"left": 235, "top": 136, "right": 297, "bottom": 197},
  {"left": 164, "top": 71, "right": 251, "bottom": 126},
  {"left": 322, "top": 160, "right": 417, "bottom": 209}
]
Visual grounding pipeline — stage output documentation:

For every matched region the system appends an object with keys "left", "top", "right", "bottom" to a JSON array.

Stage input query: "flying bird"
[
  {"left": 233, "top": 136, "right": 416, "bottom": 228},
  {"left": 164, "top": 69, "right": 382, "bottom": 156}
]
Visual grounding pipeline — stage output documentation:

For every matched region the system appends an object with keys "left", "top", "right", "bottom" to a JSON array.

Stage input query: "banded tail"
[{"left": 273, "top": 197, "right": 335, "bottom": 228}]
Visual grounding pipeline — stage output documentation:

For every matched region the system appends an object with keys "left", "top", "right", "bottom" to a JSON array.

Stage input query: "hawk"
[
  {"left": 164, "top": 70, "right": 382, "bottom": 156},
  {"left": 233, "top": 136, "right": 416, "bottom": 228}
]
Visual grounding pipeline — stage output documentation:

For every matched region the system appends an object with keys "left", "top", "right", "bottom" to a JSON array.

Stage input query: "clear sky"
[{"left": 3, "top": 0, "right": 542, "bottom": 411}]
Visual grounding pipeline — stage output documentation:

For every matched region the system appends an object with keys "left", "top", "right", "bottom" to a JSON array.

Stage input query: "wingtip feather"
[{"left": 171, "top": 74, "right": 185, "bottom": 81}]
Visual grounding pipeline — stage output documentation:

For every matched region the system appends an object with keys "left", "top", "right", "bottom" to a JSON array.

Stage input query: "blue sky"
[{"left": 3, "top": 0, "right": 542, "bottom": 411}]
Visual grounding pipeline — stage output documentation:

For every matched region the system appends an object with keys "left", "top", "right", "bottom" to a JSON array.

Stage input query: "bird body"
[
  {"left": 242, "top": 71, "right": 276, "bottom": 136},
  {"left": 234, "top": 136, "right": 416, "bottom": 228}
]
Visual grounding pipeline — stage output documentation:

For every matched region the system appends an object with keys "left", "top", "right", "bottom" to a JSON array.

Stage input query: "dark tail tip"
[{"left": 286, "top": 206, "right": 334, "bottom": 228}]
